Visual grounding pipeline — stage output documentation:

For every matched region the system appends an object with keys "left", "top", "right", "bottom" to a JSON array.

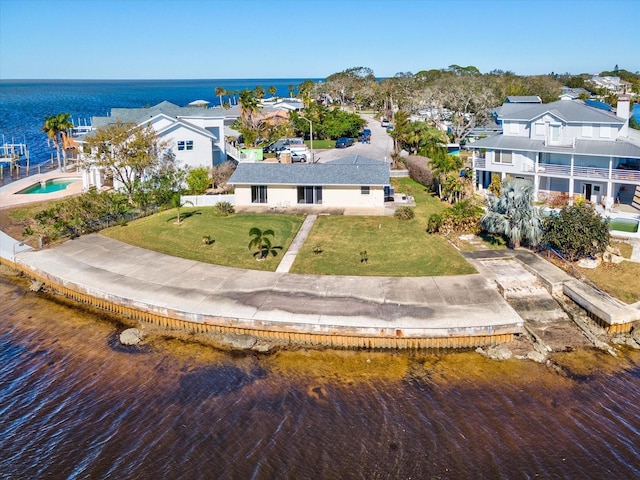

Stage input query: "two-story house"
[
  {"left": 80, "top": 101, "right": 227, "bottom": 190},
  {"left": 469, "top": 96, "right": 640, "bottom": 210}
]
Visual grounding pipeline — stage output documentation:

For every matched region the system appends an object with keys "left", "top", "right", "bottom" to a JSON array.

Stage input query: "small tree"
[
  {"left": 248, "top": 227, "right": 277, "bottom": 260},
  {"left": 542, "top": 204, "right": 610, "bottom": 261},
  {"left": 186, "top": 166, "right": 211, "bottom": 194},
  {"left": 488, "top": 173, "right": 502, "bottom": 196},
  {"left": 481, "top": 178, "right": 542, "bottom": 248},
  {"left": 170, "top": 193, "right": 193, "bottom": 225}
]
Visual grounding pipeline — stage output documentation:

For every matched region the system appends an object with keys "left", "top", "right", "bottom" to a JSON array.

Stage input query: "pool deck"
[{"left": 0, "top": 170, "right": 83, "bottom": 208}]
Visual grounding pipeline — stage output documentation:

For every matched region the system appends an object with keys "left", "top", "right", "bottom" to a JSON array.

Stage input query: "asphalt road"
[{"left": 313, "top": 113, "right": 394, "bottom": 164}]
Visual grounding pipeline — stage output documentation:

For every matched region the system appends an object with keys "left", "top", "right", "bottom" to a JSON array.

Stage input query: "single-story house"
[{"left": 228, "top": 156, "right": 390, "bottom": 213}]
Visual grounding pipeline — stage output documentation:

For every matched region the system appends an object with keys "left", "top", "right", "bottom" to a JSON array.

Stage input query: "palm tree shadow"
[
  {"left": 253, "top": 245, "right": 283, "bottom": 260},
  {"left": 166, "top": 210, "right": 202, "bottom": 223}
]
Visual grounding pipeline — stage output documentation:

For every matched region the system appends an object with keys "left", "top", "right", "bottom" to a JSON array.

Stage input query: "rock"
[
  {"left": 577, "top": 257, "right": 600, "bottom": 269},
  {"left": 222, "top": 333, "right": 257, "bottom": 350},
  {"left": 119, "top": 328, "right": 142, "bottom": 346},
  {"left": 486, "top": 344, "right": 513, "bottom": 360},
  {"left": 29, "top": 281, "right": 43, "bottom": 292},
  {"left": 527, "top": 351, "right": 547, "bottom": 363},
  {"left": 610, "top": 254, "right": 625, "bottom": 264},
  {"left": 253, "top": 343, "right": 271, "bottom": 353}
]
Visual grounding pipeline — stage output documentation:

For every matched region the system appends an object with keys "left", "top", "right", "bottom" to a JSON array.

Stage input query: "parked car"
[
  {"left": 335, "top": 137, "right": 354, "bottom": 148},
  {"left": 290, "top": 151, "right": 307, "bottom": 163},
  {"left": 381, "top": 119, "right": 390, "bottom": 127},
  {"left": 359, "top": 128, "right": 372, "bottom": 143}
]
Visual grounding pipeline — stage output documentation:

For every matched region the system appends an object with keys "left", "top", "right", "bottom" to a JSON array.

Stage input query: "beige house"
[{"left": 229, "top": 156, "right": 390, "bottom": 213}]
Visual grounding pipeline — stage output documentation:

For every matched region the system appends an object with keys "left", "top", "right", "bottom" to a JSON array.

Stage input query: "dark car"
[{"left": 335, "top": 137, "right": 354, "bottom": 148}]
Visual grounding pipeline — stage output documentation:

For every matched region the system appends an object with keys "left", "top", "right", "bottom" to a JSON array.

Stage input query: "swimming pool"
[
  {"left": 609, "top": 217, "right": 640, "bottom": 233},
  {"left": 16, "top": 178, "right": 79, "bottom": 194}
]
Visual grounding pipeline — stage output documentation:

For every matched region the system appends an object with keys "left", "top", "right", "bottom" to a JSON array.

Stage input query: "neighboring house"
[
  {"left": 468, "top": 96, "right": 640, "bottom": 209},
  {"left": 229, "top": 156, "right": 389, "bottom": 213},
  {"left": 589, "top": 76, "right": 633, "bottom": 94},
  {"left": 560, "top": 86, "right": 591, "bottom": 100},
  {"left": 79, "top": 101, "right": 227, "bottom": 190}
]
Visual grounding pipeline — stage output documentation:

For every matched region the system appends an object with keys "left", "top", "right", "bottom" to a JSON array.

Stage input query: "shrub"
[
  {"left": 213, "top": 201, "right": 235, "bottom": 216},
  {"left": 394, "top": 206, "right": 415, "bottom": 220},
  {"left": 427, "top": 200, "right": 483, "bottom": 236},
  {"left": 426, "top": 213, "right": 442, "bottom": 234},
  {"left": 542, "top": 203, "right": 610, "bottom": 261},
  {"left": 404, "top": 155, "right": 434, "bottom": 190}
]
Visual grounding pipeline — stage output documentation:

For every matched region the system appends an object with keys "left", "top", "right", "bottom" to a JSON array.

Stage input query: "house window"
[
  {"left": 509, "top": 122, "right": 519, "bottom": 135},
  {"left": 550, "top": 125, "right": 561, "bottom": 144},
  {"left": 582, "top": 124, "right": 593, "bottom": 137},
  {"left": 297, "top": 186, "right": 323, "bottom": 204},
  {"left": 494, "top": 151, "right": 513, "bottom": 164},
  {"left": 251, "top": 185, "right": 267, "bottom": 204},
  {"left": 361, "top": 186, "right": 370, "bottom": 195},
  {"left": 600, "top": 125, "right": 611, "bottom": 138},
  {"left": 177, "top": 140, "right": 194, "bottom": 151},
  {"left": 535, "top": 123, "right": 545, "bottom": 136}
]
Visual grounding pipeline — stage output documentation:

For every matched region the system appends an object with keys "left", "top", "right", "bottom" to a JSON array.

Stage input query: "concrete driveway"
[{"left": 313, "top": 114, "right": 394, "bottom": 164}]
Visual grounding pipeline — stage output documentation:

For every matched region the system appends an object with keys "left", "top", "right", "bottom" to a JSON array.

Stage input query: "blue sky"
[{"left": 1, "top": 0, "right": 638, "bottom": 79}]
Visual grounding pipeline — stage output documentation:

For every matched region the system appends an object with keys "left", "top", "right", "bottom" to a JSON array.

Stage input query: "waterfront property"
[
  {"left": 229, "top": 156, "right": 390, "bottom": 214},
  {"left": 469, "top": 95, "right": 640, "bottom": 212},
  {"left": 78, "top": 101, "right": 227, "bottom": 190}
]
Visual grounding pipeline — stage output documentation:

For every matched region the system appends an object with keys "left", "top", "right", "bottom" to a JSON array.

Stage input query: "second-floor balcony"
[
  {"left": 473, "top": 157, "right": 640, "bottom": 183},
  {"left": 537, "top": 163, "right": 640, "bottom": 183}
]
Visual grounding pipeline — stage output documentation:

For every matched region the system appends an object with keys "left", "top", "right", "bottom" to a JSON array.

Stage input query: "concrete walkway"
[
  {"left": 276, "top": 214, "right": 317, "bottom": 273},
  {"left": 8, "top": 234, "right": 524, "bottom": 339}
]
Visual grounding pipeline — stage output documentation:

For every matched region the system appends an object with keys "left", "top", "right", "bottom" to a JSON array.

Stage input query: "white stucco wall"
[
  {"left": 234, "top": 185, "right": 384, "bottom": 208},
  {"left": 161, "top": 124, "right": 213, "bottom": 169}
]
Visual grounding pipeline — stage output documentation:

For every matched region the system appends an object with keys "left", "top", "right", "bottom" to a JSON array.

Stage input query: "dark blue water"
[
  {"left": 633, "top": 104, "right": 640, "bottom": 124},
  {"left": 0, "top": 79, "right": 314, "bottom": 166}
]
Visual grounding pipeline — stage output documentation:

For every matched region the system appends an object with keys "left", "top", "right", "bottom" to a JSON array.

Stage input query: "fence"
[{"left": 181, "top": 194, "right": 235, "bottom": 206}]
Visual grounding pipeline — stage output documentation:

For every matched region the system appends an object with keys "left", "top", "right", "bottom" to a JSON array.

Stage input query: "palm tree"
[
  {"left": 42, "top": 112, "right": 74, "bottom": 170},
  {"left": 170, "top": 193, "right": 193, "bottom": 225},
  {"left": 288, "top": 84, "right": 295, "bottom": 98},
  {"left": 248, "top": 227, "right": 276, "bottom": 260},
  {"left": 254, "top": 85, "right": 265, "bottom": 99},
  {"left": 481, "top": 177, "right": 542, "bottom": 248},
  {"left": 268, "top": 85, "right": 277, "bottom": 98},
  {"left": 215, "top": 86, "right": 226, "bottom": 107}
]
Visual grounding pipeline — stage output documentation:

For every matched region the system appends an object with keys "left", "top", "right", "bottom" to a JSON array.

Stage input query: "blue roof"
[{"left": 584, "top": 99, "right": 612, "bottom": 111}]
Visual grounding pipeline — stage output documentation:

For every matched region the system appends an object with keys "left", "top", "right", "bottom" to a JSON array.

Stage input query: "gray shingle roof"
[
  {"left": 505, "top": 96, "right": 542, "bottom": 103},
  {"left": 467, "top": 135, "right": 640, "bottom": 159},
  {"left": 497, "top": 99, "right": 623, "bottom": 124},
  {"left": 325, "top": 155, "right": 385, "bottom": 165},
  {"left": 91, "top": 101, "right": 225, "bottom": 127},
  {"left": 229, "top": 162, "right": 390, "bottom": 186}
]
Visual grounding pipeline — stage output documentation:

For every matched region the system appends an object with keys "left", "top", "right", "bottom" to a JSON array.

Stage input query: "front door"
[{"left": 582, "top": 183, "right": 602, "bottom": 204}]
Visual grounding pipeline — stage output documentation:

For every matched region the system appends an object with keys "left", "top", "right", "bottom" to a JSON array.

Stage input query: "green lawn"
[
  {"left": 290, "top": 178, "right": 476, "bottom": 276},
  {"left": 99, "top": 178, "right": 474, "bottom": 277},
  {"left": 290, "top": 215, "right": 474, "bottom": 276},
  {"left": 102, "top": 209, "right": 305, "bottom": 271}
]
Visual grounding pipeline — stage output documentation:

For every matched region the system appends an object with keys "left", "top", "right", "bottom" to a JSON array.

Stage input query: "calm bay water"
[
  {"left": 0, "top": 78, "right": 314, "bottom": 168},
  {"left": 1, "top": 272, "right": 640, "bottom": 479}
]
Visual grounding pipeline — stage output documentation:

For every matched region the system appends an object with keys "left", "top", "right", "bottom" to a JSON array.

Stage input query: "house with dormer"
[{"left": 469, "top": 96, "right": 640, "bottom": 210}]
